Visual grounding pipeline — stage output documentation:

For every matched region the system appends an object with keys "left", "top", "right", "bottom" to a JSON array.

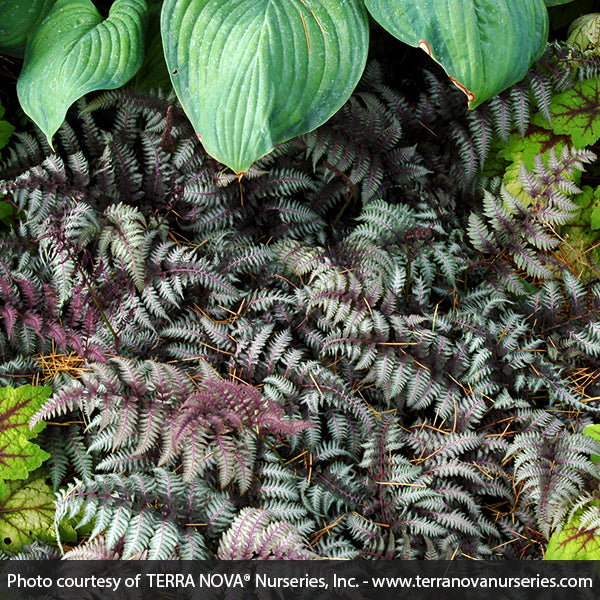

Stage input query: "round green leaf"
[
  {"left": 364, "top": 0, "right": 549, "bottom": 108},
  {"left": 17, "top": 0, "right": 148, "bottom": 148},
  {"left": 0, "top": 0, "right": 57, "bottom": 57},
  {"left": 567, "top": 13, "right": 600, "bottom": 51},
  {"left": 161, "top": 0, "right": 369, "bottom": 175}
]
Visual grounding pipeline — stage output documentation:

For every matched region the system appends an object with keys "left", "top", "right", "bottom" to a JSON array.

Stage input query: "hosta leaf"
[
  {"left": 363, "top": 0, "right": 548, "bottom": 108},
  {"left": 161, "top": 0, "right": 369, "bottom": 175},
  {"left": 0, "top": 0, "right": 57, "bottom": 57},
  {"left": 0, "top": 471, "right": 55, "bottom": 553},
  {"left": 548, "top": 79, "right": 600, "bottom": 147},
  {"left": 17, "top": 0, "right": 147, "bottom": 148},
  {"left": 0, "top": 385, "right": 51, "bottom": 483}
]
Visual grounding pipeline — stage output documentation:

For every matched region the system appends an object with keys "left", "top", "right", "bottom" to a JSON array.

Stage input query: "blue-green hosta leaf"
[
  {"left": 17, "top": 0, "right": 147, "bottom": 148},
  {"left": 364, "top": 0, "right": 548, "bottom": 108},
  {"left": 161, "top": 0, "right": 369, "bottom": 175},
  {"left": 0, "top": 0, "right": 57, "bottom": 57}
]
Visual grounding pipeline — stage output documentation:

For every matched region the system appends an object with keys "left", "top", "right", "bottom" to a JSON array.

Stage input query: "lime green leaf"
[
  {"left": 567, "top": 13, "right": 600, "bottom": 51},
  {"left": 363, "top": 0, "right": 548, "bottom": 108},
  {"left": 0, "top": 385, "right": 51, "bottom": 483},
  {"left": 546, "top": 503, "right": 600, "bottom": 559},
  {"left": 161, "top": 0, "right": 369, "bottom": 175},
  {"left": 592, "top": 195, "right": 600, "bottom": 230},
  {"left": 549, "top": 79, "right": 600, "bottom": 147},
  {"left": 17, "top": 0, "right": 147, "bottom": 148},
  {"left": 560, "top": 186, "right": 600, "bottom": 279},
  {"left": 584, "top": 424, "right": 600, "bottom": 462},
  {"left": 0, "top": 471, "right": 55, "bottom": 553},
  {"left": 0, "top": 0, "right": 57, "bottom": 57},
  {"left": 495, "top": 129, "right": 571, "bottom": 203}
]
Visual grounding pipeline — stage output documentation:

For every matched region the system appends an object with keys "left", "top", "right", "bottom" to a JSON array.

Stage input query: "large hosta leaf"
[
  {"left": 161, "top": 0, "right": 369, "bottom": 175},
  {"left": 17, "top": 0, "right": 147, "bottom": 147},
  {"left": 0, "top": 0, "right": 57, "bottom": 57},
  {"left": 364, "top": 0, "right": 548, "bottom": 108},
  {"left": 0, "top": 385, "right": 51, "bottom": 485}
]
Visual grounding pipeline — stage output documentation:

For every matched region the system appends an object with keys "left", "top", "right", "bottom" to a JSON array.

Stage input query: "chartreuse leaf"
[
  {"left": 0, "top": 0, "right": 57, "bottom": 57},
  {"left": 494, "top": 129, "right": 572, "bottom": 204},
  {"left": 545, "top": 425, "right": 600, "bottom": 559},
  {"left": 584, "top": 424, "right": 600, "bottom": 462},
  {"left": 17, "top": 0, "right": 147, "bottom": 148},
  {"left": 545, "top": 504, "right": 600, "bottom": 560},
  {"left": 0, "top": 469, "right": 76, "bottom": 553},
  {"left": 363, "top": 0, "right": 548, "bottom": 108},
  {"left": 0, "top": 385, "right": 51, "bottom": 484},
  {"left": 161, "top": 0, "right": 369, "bottom": 175},
  {"left": 548, "top": 79, "right": 600, "bottom": 147}
]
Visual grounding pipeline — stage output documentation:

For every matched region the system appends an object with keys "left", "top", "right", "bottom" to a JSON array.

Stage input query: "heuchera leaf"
[
  {"left": 161, "top": 0, "right": 369, "bottom": 175},
  {"left": 0, "top": 0, "right": 57, "bottom": 57},
  {"left": 363, "top": 0, "right": 548, "bottom": 109},
  {"left": 0, "top": 470, "right": 62, "bottom": 553},
  {"left": 584, "top": 424, "right": 600, "bottom": 462},
  {"left": 0, "top": 385, "right": 51, "bottom": 483},
  {"left": 494, "top": 129, "right": 572, "bottom": 204},
  {"left": 548, "top": 79, "right": 600, "bottom": 148},
  {"left": 545, "top": 503, "right": 600, "bottom": 560},
  {"left": 17, "top": 0, "right": 147, "bottom": 148}
]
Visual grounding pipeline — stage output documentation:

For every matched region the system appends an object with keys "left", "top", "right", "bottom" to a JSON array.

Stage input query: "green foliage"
[
  {"left": 1, "top": 41, "right": 600, "bottom": 559},
  {"left": 545, "top": 425, "right": 600, "bottom": 559},
  {"left": 5, "top": 0, "right": 574, "bottom": 173},
  {"left": 0, "top": 470, "right": 55, "bottom": 552},
  {"left": 0, "top": 101, "right": 15, "bottom": 228},
  {"left": 548, "top": 79, "right": 600, "bottom": 147},
  {"left": 567, "top": 13, "right": 600, "bottom": 50},
  {"left": 0, "top": 0, "right": 57, "bottom": 57},
  {"left": 364, "top": 0, "right": 548, "bottom": 109},
  {"left": 546, "top": 504, "right": 600, "bottom": 559},
  {"left": 161, "top": 0, "right": 369, "bottom": 175},
  {"left": 16, "top": 0, "right": 148, "bottom": 147},
  {"left": 0, "top": 385, "right": 51, "bottom": 492},
  {"left": 583, "top": 424, "right": 600, "bottom": 462},
  {"left": 0, "top": 385, "right": 72, "bottom": 555},
  {"left": 0, "top": 103, "right": 14, "bottom": 154}
]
